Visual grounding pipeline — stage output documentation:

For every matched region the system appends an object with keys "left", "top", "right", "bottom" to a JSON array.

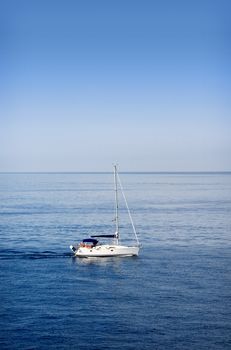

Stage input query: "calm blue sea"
[{"left": 0, "top": 172, "right": 230, "bottom": 350}]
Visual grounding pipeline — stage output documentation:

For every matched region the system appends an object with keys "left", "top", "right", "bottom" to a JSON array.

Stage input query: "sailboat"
[{"left": 70, "top": 165, "right": 140, "bottom": 258}]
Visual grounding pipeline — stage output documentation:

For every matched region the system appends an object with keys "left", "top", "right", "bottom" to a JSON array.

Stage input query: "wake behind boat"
[{"left": 70, "top": 165, "right": 140, "bottom": 258}]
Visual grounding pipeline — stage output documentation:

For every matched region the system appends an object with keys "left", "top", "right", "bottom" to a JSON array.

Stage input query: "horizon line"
[{"left": 0, "top": 171, "right": 231, "bottom": 175}]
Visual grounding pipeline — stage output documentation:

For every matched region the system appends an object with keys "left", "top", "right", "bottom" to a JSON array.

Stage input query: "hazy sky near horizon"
[{"left": 1, "top": 0, "right": 230, "bottom": 171}]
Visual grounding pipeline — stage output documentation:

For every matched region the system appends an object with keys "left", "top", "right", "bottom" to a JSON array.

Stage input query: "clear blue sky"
[{"left": 1, "top": 0, "right": 230, "bottom": 171}]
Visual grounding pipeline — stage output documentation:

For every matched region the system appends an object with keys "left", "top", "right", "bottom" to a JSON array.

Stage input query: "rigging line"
[{"left": 117, "top": 173, "right": 140, "bottom": 246}]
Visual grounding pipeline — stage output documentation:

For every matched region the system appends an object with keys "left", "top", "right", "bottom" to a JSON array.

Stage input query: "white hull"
[{"left": 73, "top": 244, "right": 139, "bottom": 258}]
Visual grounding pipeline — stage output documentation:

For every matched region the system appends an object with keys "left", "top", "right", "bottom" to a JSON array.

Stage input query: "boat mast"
[{"left": 114, "top": 164, "right": 119, "bottom": 244}]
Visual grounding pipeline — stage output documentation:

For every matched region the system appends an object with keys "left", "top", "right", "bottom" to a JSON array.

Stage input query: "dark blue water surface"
[{"left": 0, "top": 173, "right": 230, "bottom": 349}]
